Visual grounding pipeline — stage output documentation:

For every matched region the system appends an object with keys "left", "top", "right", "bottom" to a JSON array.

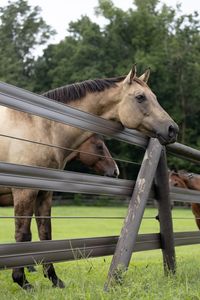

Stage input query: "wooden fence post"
[
  {"left": 105, "top": 138, "right": 162, "bottom": 289},
  {"left": 154, "top": 149, "right": 176, "bottom": 274}
]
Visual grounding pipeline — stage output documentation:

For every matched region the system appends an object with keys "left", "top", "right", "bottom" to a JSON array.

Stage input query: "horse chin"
[
  {"left": 137, "top": 123, "right": 178, "bottom": 145},
  {"left": 135, "top": 124, "right": 155, "bottom": 137},
  {"left": 137, "top": 128, "right": 173, "bottom": 145},
  {"left": 139, "top": 128, "right": 176, "bottom": 145}
]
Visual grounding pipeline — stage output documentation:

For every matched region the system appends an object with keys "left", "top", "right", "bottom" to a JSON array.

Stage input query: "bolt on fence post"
[
  {"left": 154, "top": 149, "right": 176, "bottom": 274},
  {"left": 104, "top": 138, "right": 162, "bottom": 290}
]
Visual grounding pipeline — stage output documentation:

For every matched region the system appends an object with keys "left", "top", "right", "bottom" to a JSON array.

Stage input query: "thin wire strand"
[
  {"left": 0, "top": 133, "right": 141, "bottom": 166},
  {"left": 0, "top": 215, "right": 155, "bottom": 220},
  {"left": 172, "top": 217, "right": 200, "bottom": 220},
  {"left": 0, "top": 215, "right": 199, "bottom": 220}
]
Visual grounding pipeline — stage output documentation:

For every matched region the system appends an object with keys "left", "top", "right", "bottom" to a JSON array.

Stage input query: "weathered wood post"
[
  {"left": 105, "top": 138, "right": 162, "bottom": 289},
  {"left": 154, "top": 149, "right": 176, "bottom": 274}
]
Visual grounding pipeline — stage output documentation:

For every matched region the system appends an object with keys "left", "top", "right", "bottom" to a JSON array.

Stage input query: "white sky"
[{"left": 1, "top": 0, "right": 200, "bottom": 53}]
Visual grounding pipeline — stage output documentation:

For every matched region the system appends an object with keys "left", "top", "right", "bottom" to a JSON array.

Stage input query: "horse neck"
[
  {"left": 68, "top": 85, "right": 122, "bottom": 119},
  {"left": 49, "top": 85, "right": 121, "bottom": 168},
  {"left": 51, "top": 123, "right": 93, "bottom": 169}
]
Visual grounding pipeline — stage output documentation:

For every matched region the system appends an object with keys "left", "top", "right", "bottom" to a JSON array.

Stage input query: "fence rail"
[
  {"left": 0, "top": 161, "right": 200, "bottom": 201},
  {"left": 1, "top": 232, "right": 200, "bottom": 270}
]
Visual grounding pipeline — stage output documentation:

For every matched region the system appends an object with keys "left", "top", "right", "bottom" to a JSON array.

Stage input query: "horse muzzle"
[
  {"left": 104, "top": 168, "right": 120, "bottom": 178},
  {"left": 156, "top": 123, "right": 179, "bottom": 145}
]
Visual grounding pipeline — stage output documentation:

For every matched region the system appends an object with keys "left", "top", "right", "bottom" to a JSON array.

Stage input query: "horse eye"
[
  {"left": 136, "top": 94, "right": 146, "bottom": 103},
  {"left": 96, "top": 144, "right": 103, "bottom": 151}
]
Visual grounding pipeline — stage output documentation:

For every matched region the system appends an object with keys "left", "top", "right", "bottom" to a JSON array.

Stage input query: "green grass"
[{"left": 1, "top": 206, "right": 200, "bottom": 299}]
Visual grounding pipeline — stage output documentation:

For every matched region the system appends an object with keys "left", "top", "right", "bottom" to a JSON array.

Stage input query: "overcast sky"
[{"left": 1, "top": 0, "right": 200, "bottom": 52}]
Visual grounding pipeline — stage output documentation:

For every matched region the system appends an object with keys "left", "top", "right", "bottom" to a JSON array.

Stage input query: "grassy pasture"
[{"left": 1, "top": 206, "right": 200, "bottom": 299}]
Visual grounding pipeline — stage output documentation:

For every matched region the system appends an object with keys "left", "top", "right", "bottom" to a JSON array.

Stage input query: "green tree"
[
  {"left": 34, "top": 16, "right": 106, "bottom": 92},
  {"left": 0, "top": 0, "right": 54, "bottom": 89},
  {"left": 166, "top": 13, "right": 200, "bottom": 145}
]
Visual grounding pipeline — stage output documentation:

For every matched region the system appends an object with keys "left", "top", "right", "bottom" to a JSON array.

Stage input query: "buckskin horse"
[
  {"left": 0, "top": 66, "right": 178, "bottom": 289},
  {"left": 169, "top": 170, "right": 200, "bottom": 229}
]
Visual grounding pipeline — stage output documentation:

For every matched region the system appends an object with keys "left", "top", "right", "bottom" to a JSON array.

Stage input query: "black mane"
[{"left": 42, "top": 76, "right": 125, "bottom": 103}]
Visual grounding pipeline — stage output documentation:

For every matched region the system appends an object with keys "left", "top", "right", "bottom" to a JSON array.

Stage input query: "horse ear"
[
  {"left": 139, "top": 68, "right": 150, "bottom": 83},
  {"left": 123, "top": 64, "right": 137, "bottom": 85}
]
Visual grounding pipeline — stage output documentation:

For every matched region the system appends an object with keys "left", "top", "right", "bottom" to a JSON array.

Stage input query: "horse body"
[
  {"left": 1, "top": 133, "right": 119, "bottom": 288},
  {"left": 0, "top": 66, "right": 178, "bottom": 289},
  {"left": 0, "top": 108, "right": 72, "bottom": 168}
]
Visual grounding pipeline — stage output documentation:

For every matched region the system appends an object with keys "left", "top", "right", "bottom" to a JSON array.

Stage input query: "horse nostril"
[
  {"left": 114, "top": 169, "right": 119, "bottom": 178},
  {"left": 168, "top": 125, "right": 176, "bottom": 138}
]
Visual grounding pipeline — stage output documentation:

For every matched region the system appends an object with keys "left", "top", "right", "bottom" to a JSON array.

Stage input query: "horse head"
[
  {"left": 169, "top": 170, "right": 188, "bottom": 188},
  {"left": 74, "top": 134, "right": 119, "bottom": 178},
  {"left": 117, "top": 65, "right": 179, "bottom": 145}
]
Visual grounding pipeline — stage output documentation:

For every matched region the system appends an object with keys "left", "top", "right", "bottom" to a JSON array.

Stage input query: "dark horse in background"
[
  {"left": 169, "top": 170, "right": 200, "bottom": 229},
  {"left": 0, "top": 134, "right": 119, "bottom": 273},
  {"left": 0, "top": 134, "right": 119, "bottom": 206},
  {"left": 0, "top": 65, "right": 178, "bottom": 289}
]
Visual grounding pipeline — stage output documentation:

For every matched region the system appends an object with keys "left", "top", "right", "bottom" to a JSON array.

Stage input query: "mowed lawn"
[{"left": 1, "top": 205, "right": 200, "bottom": 300}]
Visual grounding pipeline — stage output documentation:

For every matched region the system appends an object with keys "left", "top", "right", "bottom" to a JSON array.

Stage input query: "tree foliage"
[{"left": 0, "top": 0, "right": 54, "bottom": 89}]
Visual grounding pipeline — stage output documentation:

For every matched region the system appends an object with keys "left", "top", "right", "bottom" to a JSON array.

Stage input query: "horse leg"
[
  {"left": 12, "top": 188, "right": 38, "bottom": 290},
  {"left": 35, "top": 191, "right": 65, "bottom": 288},
  {"left": 191, "top": 203, "right": 200, "bottom": 230}
]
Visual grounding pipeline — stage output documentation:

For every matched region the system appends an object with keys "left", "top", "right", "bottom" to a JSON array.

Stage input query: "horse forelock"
[
  {"left": 42, "top": 76, "right": 125, "bottom": 103},
  {"left": 133, "top": 77, "right": 148, "bottom": 87}
]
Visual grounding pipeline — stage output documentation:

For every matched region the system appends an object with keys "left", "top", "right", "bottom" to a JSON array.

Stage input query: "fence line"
[
  {"left": 1, "top": 81, "right": 200, "bottom": 278},
  {"left": 0, "top": 216, "right": 144, "bottom": 220},
  {"left": 0, "top": 162, "right": 133, "bottom": 196},
  {"left": 0, "top": 216, "right": 200, "bottom": 220}
]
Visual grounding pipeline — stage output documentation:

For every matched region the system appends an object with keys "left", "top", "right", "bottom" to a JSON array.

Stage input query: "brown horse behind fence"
[
  {"left": 169, "top": 170, "right": 200, "bottom": 229},
  {"left": 0, "top": 134, "right": 119, "bottom": 273},
  {"left": 0, "top": 134, "right": 119, "bottom": 206},
  {"left": 0, "top": 66, "right": 178, "bottom": 290}
]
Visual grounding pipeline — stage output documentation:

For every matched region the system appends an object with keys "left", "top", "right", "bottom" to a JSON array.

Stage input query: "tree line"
[{"left": 1, "top": 0, "right": 200, "bottom": 178}]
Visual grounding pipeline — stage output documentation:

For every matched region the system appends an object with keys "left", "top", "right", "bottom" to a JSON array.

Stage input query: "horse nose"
[
  {"left": 108, "top": 170, "right": 118, "bottom": 178},
  {"left": 168, "top": 124, "right": 179, "bottom": 139},
  {"left": 114, "top": 164, "right": 120, "bottom": 178},
  {"left": 105, "top": 167, "right": 119, "bottom": 178},
  {"left": 113, "top": 168, "right": 119, "bottom": 178}
]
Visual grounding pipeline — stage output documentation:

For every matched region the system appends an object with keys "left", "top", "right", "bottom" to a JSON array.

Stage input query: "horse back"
[{"left": 0, "top": 107, "right": 57, "bottom": 167}]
